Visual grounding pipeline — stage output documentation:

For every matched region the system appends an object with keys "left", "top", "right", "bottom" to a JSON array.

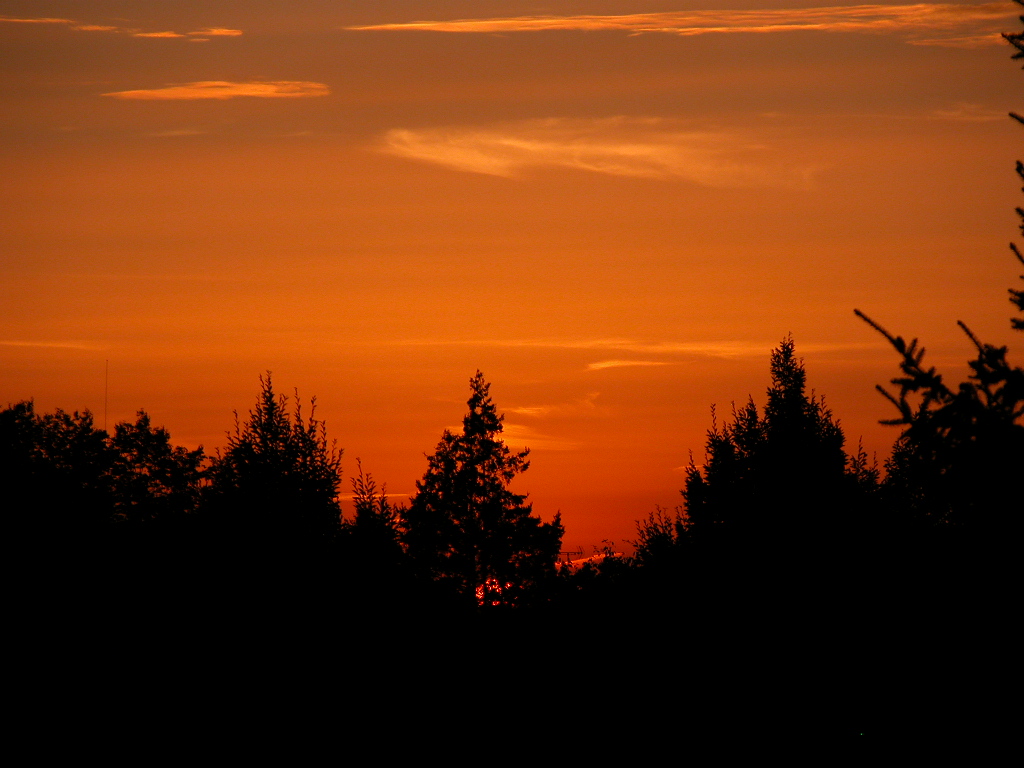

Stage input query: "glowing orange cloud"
[
  {"left": 133, "top": 31, "right": 185, "bottom": 38},
  {"left": 1, "top": 16, "right": 242, "bottom": 38},
  {"left": 188, "top": 28, "right": 243, "bottom": 37},
  {"left": 908, "top": 32, "right": 1004, "bottom": 46},
  {"left": 103, "top": 81, "right": 330, "bottom": 100},
  {"left": 587, "top": 360, "right": 673, "bottom": 370},
  {"left": 379, "top": 118, "right": 819, "bottom": 188},
  {"left": 348, "top": 3, "right": 1012, "bottom": 44},
  {"left": 498, "top": 423, "right": 580, "bottom": 452},
  {"left": 0, "top": 16, "right": 73, "bottom": 24}
]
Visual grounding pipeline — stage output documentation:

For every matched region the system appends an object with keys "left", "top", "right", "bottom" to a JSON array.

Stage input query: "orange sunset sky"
[{"left": 2, "top": 1, "right": 1021, "bottom": 551}]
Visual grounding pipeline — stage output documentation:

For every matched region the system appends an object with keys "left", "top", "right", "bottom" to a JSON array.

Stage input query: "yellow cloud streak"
[
  {"left": 189, "top": 28, "right": 243, "bottom": 36},
  {"left": 133, "top": 31, "right": 185, "bottom": 38},
  {"left": 103, "top": 81, "right": 330, "bottom": 100},
  {"left": 587, "top": 360, "right": 672, "bottom": 370},
  {"left": 348, "top": 3, "right": 1012, "bottom": 39}
]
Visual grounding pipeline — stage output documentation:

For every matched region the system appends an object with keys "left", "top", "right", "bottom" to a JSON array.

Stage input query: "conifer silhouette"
[
  {"left": 855, "top": 19, "right": 1024, "bottom": 534},
  {"left": 682, "top": 337, "right": 853, "bottom": 543},
  {"left": 400, "top": 372, "right": 563, "bottom": 608}
]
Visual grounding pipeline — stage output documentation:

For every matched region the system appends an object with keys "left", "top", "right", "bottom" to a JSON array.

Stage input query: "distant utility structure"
[{"left": 559, "top": 546, "right": 585, "bottom": 565}]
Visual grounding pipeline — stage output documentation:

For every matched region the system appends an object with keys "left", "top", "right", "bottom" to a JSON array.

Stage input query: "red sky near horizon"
[{"left": 2, "top": 1, "right": 1021, "bottom": 551}]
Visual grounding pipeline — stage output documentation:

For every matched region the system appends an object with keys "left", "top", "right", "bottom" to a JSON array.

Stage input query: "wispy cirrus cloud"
[
  {"left": 190, "top": 28, "right": 243, "bottom": 37},
  {"left": 587, "top": 360, "right": 673, "bottom": 371},
  {"left": 148, "top": 129, "right": 207, "bottom": 137},
  {"left": 508, "top": 392, "right": 603, "bottom": 419},
  {"left": 930, "top": 102, "right": 1006, "bottom": 121},
  {"left": 397, "top": 337, "right": 876, "bottom": 358},
  {"left": 133, "top": 31, "right": 185, "bottom": 38},
  {"left": 348, "top": 3, "right": 1012, "bottom": 45},
  {"left": 907, "top": 31, "right": 1004, "bottom": 46},
  {"left": 0, "top": 16, "right": 73, "bottom": 24},
  {"left": 380, "top": 117, "right": 819, "bottom": 188},
  {"left": 104, "top": 81, "right": 330, "bottom": 100},
  {"left": 0, "top": 339, "right": 106, "bottom": 351},
  {"left": 499, "top": 423, "right": 580, "bottom": 452},
  {"left": 1, "top": 15, "right": 242, "bottom": 38}
]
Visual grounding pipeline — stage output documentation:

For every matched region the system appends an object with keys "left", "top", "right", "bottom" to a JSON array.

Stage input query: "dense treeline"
[
  {"left": 6, "top": 257, "right": 1020, "bottom": 618},
  {"left": 6, "top": 191, "right": 1023, "bottom": 620}
]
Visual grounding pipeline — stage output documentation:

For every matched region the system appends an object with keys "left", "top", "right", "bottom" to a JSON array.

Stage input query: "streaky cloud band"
[
  {"left": 1, "top": 16, "right": 242, "bottom": 38},
  {"left": 104, "top": 80, "right": 330, "bottom": 100},
  {"left": 379, "top": 117, "right": 820, "bottom": 189},
  {"left": 347, "top": 3, "right": 1011, "bottom": 44}
]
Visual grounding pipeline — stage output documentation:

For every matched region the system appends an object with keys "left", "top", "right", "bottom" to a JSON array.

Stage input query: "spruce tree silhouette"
[
  {"left": 855, "top": 19, "right": 1024, "bottom": 536},
  {"left": 682, "top": 337, "right": 855, "bottom": 547},
  {"left": 400, "top": 372, "right": 563, "bottom": 609},
  {"left": 204, "top": 374, "right": 343, "bottom": 548}
]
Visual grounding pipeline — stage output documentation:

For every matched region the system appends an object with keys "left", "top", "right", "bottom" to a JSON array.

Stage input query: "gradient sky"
[{"left": 2, "top": 2, "right": 1021, "bottom": 551}]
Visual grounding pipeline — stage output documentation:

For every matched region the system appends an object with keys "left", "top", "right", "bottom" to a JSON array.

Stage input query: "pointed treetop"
[
  {"left": 768, "top": 336, "right": 807, "bottom": 398},
  {"left": 463, "top": 370, "right": 503, "bottom": 438}
]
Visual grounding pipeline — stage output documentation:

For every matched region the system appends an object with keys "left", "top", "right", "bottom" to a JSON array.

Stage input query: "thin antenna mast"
[{"left": 104, "top": 359, "right": 109, "bottom": 432}]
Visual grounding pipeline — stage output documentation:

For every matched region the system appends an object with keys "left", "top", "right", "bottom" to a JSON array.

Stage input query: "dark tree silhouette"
[
  {"left": 400, "top": 372, "right": 563, "bottom": 608},
  {"left": 346, "top": 458, "right": 404, "bottom": 564},
  {"left": 110, "top": 410, "right": 204, "bottom": 526},
  {"left": 681, "top": 337, "right": 858, "bottom": 545},
  {"left": 1, "top": 401, "right": 116, "bottom": 537},
  {"left": 204, "top": 374, "right": 343, "bottom": 544},
  {"left": 855, "top": 21, "right": 1024, "bottom": 535},
  {"left": 349, "top": 458, "right": 401, "bottom": 541}
]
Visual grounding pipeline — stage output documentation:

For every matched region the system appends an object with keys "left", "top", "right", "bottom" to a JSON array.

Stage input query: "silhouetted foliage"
[
  {"left": 110, "top": 410, "right": 205, "bottom": 525},
  {"left": 631, "top": 506, "right": 688, "bottom": 569},
  {"left": 346, "top": 458, "right": 404, "bottom": 562},
  {"left": 1006, "top": 0, "right": 1023, "bottom": 325},
  {"left": 856, "top": 311, "right": 1024, "bottom": 532},
  {"left": 204, "top": 374, "right": 343, "bottom": 544},
  {"left": 1005, "top": 0, "right": 1024, "bottom": 70},
  {"left": 1, "top": 400, "right": 116, "bottom": 536},
  {"left": 350, "top": 459, "right": 401, "bottom": 538},
  {"left": 855, "top": 33, "right": 1024, "bottom": 535},
  {"left": 1, "top": 399, "right": 205, "bottom": 577},
  {"left": 400, "top": 372, "right": 563, "bottom": 608},
  {"left": 682, "top": 337, "right": 864, "bottom": 545}
]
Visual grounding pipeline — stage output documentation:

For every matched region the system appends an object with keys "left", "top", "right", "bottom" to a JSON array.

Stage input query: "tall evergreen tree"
[
  {"left": 400, "top": 372, "right": 563, "bottom": 608},
  {"left": 682, "top": 337, "right": 854, "bottom": 544}
]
